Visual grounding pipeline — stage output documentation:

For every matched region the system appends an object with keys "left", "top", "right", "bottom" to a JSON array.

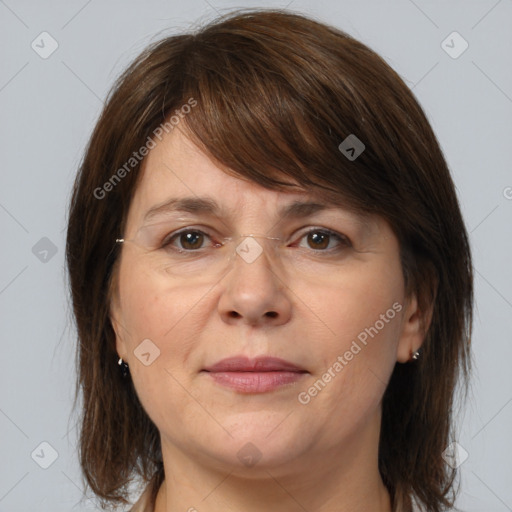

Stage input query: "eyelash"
[{"left": 160, "top": 227, "right": 352, "bottom": 254}]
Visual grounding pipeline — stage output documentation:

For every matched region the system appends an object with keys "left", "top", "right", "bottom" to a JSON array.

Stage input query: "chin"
[{"left": 198, "top": 419, "right": 311, "bottom": 471}]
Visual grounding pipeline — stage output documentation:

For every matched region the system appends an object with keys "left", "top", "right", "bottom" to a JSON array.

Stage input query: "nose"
[{"left": 217, "top": 238, "right": 292, "bottom": 327}]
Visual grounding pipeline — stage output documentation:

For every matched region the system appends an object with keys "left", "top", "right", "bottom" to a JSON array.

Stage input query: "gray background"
[{"left": 1, "top": 0, "right": 511, "bottom": 511}]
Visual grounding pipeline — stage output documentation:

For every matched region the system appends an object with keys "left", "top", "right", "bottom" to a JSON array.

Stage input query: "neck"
[{"left": 154, "top": 412, "right": 392, "bottom": 512}]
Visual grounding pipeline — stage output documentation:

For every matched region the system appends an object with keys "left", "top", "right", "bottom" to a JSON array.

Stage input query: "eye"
[
  {"left": 296, "top": 228, "right": 351, "bottom": 251},
  {"left": 162, "top": 229, "right": 217, "bottom": 252}
]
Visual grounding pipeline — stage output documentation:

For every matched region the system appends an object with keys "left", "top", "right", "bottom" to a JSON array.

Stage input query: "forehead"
[{"left": 129, "top": 128, "right": 310, "bottom": 209}]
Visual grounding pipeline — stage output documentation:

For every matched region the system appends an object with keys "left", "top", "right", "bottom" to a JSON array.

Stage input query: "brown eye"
[
  {"left": 296, "top": 229, "right": 351, "bottom": 252},
  {"left": 307, "top": 231, "right": 330, "bottom": 250},
  {"left": 161, "top": 230, "right": 211, "bottom": 251},
  {"left": 179, "top": 231, "right": 205, "bottom": 250}
]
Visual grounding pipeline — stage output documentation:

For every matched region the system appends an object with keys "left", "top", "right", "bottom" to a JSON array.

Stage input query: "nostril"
[
  {"left": 265, "top": 311, "right": 278, "bottom": 318},
  {"left": 229, "top": 311, "right": 241, "bottom": 318}
]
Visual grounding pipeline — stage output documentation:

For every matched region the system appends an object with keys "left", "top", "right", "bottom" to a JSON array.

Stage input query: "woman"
[{"left": 66, "top": 10, "right": 473, "bottom": 512}]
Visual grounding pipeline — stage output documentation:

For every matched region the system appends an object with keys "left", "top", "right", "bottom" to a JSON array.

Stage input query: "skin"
[{"left": 111, "top": 125, "right": 428, "bottom": 512}]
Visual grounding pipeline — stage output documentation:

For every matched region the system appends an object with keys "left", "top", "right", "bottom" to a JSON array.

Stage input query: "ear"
[
  {"left": 396, "top": 293, "right": 434, "bottom": 363},
  {"left": 110, "top": 309, "right": 128, "bottom": 360},
  {"left": 109, "top": 278, "right": 129, "bottom": 360}
]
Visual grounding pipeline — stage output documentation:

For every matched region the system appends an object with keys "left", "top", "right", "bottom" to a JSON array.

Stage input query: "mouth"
[{"left": 201, "top": 356, "right": 308, "bottom": 393}]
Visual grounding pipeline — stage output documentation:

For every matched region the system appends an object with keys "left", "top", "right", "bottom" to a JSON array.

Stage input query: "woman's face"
[{"left": 111, "top": 126, "right": 422, "bottom": 476}]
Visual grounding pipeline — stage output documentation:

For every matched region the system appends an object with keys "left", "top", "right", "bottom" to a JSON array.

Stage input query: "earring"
[
  {"left": 412, "top": 350, "right": 420, "bottom": 361},
  {"left": 118, "top": 357, "right": 129, "bottom": 377}
]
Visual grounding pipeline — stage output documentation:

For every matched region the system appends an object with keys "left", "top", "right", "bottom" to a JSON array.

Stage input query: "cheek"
[
  {"left": 118, "top": 264, "right": 209, "bottom": 347},
  {"left": 309, "top": 260, "right": 404, "bottom": 347},
  {"left": 117, "top": 269, "right": 212, "bottom": 435},
  {"left": 297, "top": 262, "right": 404, "bottom": 412}
]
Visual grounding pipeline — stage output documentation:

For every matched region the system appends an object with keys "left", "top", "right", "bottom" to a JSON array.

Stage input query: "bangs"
[{"left": 174, "top": 13, "right": 387, "bottom": 212}]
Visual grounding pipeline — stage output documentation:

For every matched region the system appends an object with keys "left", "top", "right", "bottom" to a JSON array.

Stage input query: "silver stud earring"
[{"left": 412, "top": 350, "right": 420, "bottom": 360}]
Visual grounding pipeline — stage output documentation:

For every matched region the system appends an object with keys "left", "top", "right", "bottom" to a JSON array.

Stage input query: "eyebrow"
[{"left": 142, "top": 196, "right": 341, "bottom": 223}]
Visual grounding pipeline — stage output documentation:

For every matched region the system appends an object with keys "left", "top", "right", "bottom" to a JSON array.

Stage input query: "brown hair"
[{"left": 66, "top": 9, "right": 473, "bottom": 512}]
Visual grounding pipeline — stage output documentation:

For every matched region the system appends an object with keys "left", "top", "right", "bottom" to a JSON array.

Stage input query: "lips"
[
  {"left": 201, "top": 356, "right": 308, "bottom": 393},
  {"left": 202, "top": 356, "right": 307, "bottom": 373}
]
